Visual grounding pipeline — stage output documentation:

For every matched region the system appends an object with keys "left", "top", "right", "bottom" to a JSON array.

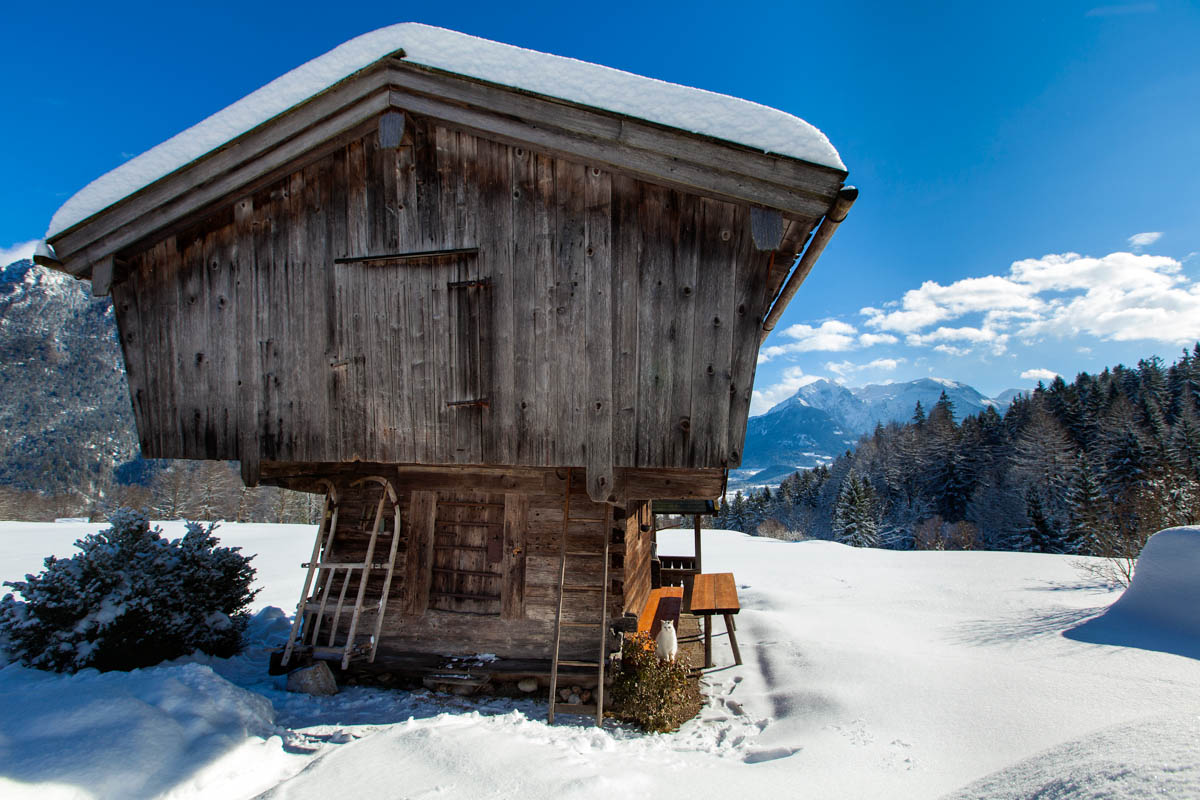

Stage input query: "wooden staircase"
[
  {"left": 547, "top": 468, "right": 612, "bottom": 726},
  {"left": 282, "top": 476, "right": 402, "bottom": 670}
]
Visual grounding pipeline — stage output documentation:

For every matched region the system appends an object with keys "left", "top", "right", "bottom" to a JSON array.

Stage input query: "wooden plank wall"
[
  {"left": 383, "top": 478, "right": 627, "bottom": 661},
  {"left": 113, "top": 112, "right": 778, "bottom": 473}
]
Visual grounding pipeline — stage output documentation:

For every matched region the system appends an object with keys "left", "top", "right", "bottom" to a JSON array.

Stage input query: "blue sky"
[{"left": 4, "top": 1, "right": 1198, "bottom": 412}]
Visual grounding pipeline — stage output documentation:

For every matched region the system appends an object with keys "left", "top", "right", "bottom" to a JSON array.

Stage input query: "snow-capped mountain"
[
  {"left": 740, "top": 377, "right": 1022, "bottom": 469},
  {"left": 852, "top": 377, "right": 994, "bottom": 426}
]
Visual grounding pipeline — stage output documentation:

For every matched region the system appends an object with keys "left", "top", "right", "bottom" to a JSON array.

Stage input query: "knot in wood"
[{"left": 679, "top": 416, "right": 691, "bottom": 433}]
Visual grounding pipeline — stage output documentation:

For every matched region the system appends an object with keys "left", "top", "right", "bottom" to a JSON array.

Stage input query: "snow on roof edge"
[{"left": 46, "top": 23, "right": 845, "bottom": 240}]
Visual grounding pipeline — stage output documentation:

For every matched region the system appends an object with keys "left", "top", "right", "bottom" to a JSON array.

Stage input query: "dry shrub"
[
  {"left": 610, "top": 632, "right": 702, "bottom": 732},
  {"left": 756, "top": 518, "right": 788, "bottom": 538},
  {"left": 914, "top": 516, "right": 981, "bottom": 550}
]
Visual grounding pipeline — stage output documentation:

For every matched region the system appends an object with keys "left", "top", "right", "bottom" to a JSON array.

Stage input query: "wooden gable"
[{"left": 44, "top": 54, "right": 855, "bottom": 503}]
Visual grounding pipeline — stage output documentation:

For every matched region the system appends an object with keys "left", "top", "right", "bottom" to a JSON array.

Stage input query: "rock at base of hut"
[
  {"left": 517, "top": 678, "right": 539, "bottom": 693},
  {"left": 287, "top": 661, "right": 339, "bottom": 696}
]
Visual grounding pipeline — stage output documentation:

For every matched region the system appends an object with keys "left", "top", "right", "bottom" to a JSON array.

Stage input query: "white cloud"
[
  {"left": 1021, "top": 368, "right": 1060, "bottom": 382},
  {"left": 1010, "top": 251, "right": 1177, "bottom": 292},
  {"left": 825, "top": 357, "right": 905, "bottom": 378},
  {"left": 857, "top": 249, "right": 1199, "bottom": 354},
  {"left": 1128, "top": 231, "right": 1163, "bottom": 249},
  {"left": 1015, "top": 253, "right": 1200, "bottom": 344},
  {"left": 759, "top": 319, "right": 864, "bottom": 363},
  {"left": 781, "top": 319, "right": 858, "bottom": 350},
  {"left": 750, "top": 366, "right": 824, "bottom": 415},
  {"left": 857, "top": 332, "right": 898, "bottom": 346},
  {"left": 862, "top": 275, "right": 1040, "bottom": 334},
  {"left": 0, "top": 240, "right": 38, "bottom": 267}
]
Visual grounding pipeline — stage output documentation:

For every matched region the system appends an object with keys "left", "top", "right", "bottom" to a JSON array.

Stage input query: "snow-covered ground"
[{"left": 2, "top": 520, "right": 1199, "bottom": 799}]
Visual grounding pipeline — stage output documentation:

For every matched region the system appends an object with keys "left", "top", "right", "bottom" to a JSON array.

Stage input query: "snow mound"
[
  {"left": 1066, "top": 526, "right": 1200, "bottom": 658},
  {"left": 0, "top": 661, "right": 280, "bottom": 800},
  {"left": 944, "top": 714, "right": 1200, "bottom": 800},
  {"left": 1107, "top": 526, "right": 1200, "bottom": 637},
  {"left": 47, "top": 23, "right": 843, "bottom": 239}
]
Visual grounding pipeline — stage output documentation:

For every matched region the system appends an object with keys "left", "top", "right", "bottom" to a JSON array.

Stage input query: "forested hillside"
[{"left": 718, "top": 347, "right": 1200, "bottom": 570}]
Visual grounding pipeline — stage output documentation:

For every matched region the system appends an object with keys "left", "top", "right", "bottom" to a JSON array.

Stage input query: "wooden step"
[
  {"left": 303, "top": 601, "right": 382, "bottom": 614},
  {"left": 553, "top": 703, "right": 598, "bottom": 715},
  {"left": 560, "top": 621, "right": 603, "bottom": 628},
  {"left": 303, "top": 561, "right": 397, "bottom": 570},
  {"left": 557, "top": 659, "right": 600, "bottom": 668},
  {"left": 310, "top": 643, "right": 369, "bottom": 660}
]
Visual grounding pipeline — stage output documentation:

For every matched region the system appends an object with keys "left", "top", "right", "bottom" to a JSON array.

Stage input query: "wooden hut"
[{"left": 37, "top": 24, "right": 855, "bottom": 722}]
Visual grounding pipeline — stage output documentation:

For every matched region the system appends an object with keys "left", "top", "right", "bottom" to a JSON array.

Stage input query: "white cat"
[{"left": 656, "top": 619, "right": 678, "bottom": 661}]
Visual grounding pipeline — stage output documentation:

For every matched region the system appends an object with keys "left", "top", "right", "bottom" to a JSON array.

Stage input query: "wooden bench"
[
  {"left": 638, "top": 586, "right": 683, "bottom": 639},
  {"left": 683, "top": 573, "right": 742, "bottom": 668}
]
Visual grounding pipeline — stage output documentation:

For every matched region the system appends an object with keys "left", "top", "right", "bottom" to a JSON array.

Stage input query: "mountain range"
[{"left": 739, "top": 377, "right": 1026, "bottom": 474}]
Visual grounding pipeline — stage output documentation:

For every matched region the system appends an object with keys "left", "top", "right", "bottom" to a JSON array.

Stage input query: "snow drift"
[
  {"left": 4, "top": 523, "right": 1200, "bottom": 798},
  {"left": 1066, "top": 525, "right": 1200, "bottom": 659}
]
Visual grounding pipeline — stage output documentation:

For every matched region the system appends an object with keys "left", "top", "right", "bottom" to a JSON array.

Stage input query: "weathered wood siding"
[
  {"left": 622, "top": 501, "right": 655, "bottom": 619},
  {"left": 112, "top": 113, "right": 774, "bottom": 474}
]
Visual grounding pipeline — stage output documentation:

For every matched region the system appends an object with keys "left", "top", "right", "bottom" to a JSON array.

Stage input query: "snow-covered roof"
[{"left": 47, "top": 23, "right": 844, "bottom": 239}]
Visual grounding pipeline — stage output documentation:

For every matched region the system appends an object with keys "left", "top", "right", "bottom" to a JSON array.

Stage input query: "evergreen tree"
[
  {"left": 1065, "top": 453, "right": 1110, "bottom": 554},
  {"left": 833, "top": 472, "right": 880, "bottom": 548}
]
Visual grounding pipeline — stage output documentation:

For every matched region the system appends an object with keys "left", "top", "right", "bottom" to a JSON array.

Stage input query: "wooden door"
[
  {"left": 429, "top": 492, "right": 505, "bottom": 615},
  {"left": 331, "top": 252, "right": 491, "bottom": 463}
]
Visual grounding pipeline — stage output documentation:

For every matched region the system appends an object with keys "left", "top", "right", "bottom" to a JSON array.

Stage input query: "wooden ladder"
[
  {"left": 548, "top": 468, "right": 611, "bottom": 727},
  {"left": 282, "top": 476, "right": 402, "bottom": 670}
]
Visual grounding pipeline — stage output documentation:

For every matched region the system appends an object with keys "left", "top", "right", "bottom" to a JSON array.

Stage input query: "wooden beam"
[
  {"left": 90, "top": 255, "right": 115, "bottom": 297},
  {"left": 378, "top": 110, "right": 406, "bottom": 149},
  {"left": 749, "top": 207, "right": 783, "bottom": 251},
  {"left": 386, "top": 87, "right": 835, "bottom": 220},
  {"left": 384, "top": 61, "right": 846, "bottom": 200},
  {"left": 333, "top": 247, "right": 479, "bottom": 264},
  {"left": 255, "top": 461, "right": 727, "bottom": 499},
  {"left": 759, "top": 186, "right": 858, "bottom": 346}
]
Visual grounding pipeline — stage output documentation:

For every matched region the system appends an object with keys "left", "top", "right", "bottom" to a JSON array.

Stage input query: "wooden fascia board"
[
  {"left": 384, "top": 85, "right": 836, "bottom": 221},
  {"left": 383, "top": 61, "right": 846, "bottom": 202},
  {"left": 51, "top": 57, "right": 845, "bottom": 277},
  {"left": 55, "top": 90, "right": 392, "bottom": 277},
  {"left": 49, "top": 64, "right": 396, "bottom": 275}
]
